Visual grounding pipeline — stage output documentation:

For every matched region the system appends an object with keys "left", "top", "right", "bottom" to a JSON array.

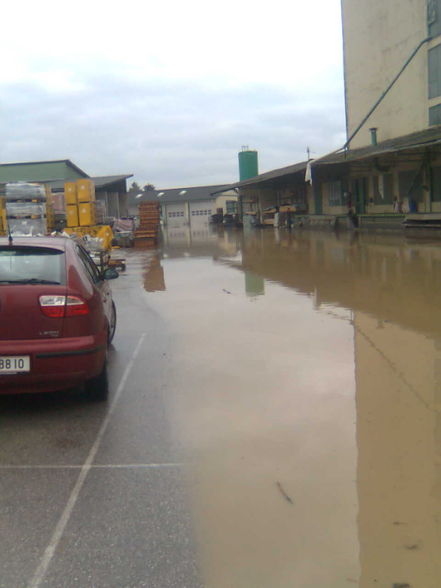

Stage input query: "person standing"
[{"left": 273, "top": 206, "right": 280, "bottom": 228}]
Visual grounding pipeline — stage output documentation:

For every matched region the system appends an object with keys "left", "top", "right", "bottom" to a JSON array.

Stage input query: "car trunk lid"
[
  {"left": 0, "top": 285, "right": 68, "bottom": 340},
  {"left": 0, "top": 244, "right": 67, "bottom": 341}
]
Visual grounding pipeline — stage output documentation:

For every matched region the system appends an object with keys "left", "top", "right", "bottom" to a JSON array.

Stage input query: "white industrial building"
[{"left": 128, "top": 184, "right": 238, "bottom": 228}]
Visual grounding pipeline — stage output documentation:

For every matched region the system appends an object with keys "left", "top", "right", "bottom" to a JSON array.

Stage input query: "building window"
[
  {"left": 428, "top": 0, "right": 441, "bottom": 37},
  {"left": 327, "top": 181, "right": 343, "bottom": 207},
  {"left": 226, "top": 200, "right": 238, "bottom": 214},
  {"left": 191, "top": 209, "right": 211, "bottom": 216},
  {"left": 429, "top": 44, "right": 441, "bottom": 98},
  {"left": 429, "top": 103, "right": 441, "bottom": 125},
  {"left": 431, "top": 166, "right": 441, "bottom": 200}
]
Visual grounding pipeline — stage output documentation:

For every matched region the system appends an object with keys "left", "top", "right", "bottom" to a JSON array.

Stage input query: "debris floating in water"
[{"left": 276, "top": 481, "right": 294, "bottom": 505}]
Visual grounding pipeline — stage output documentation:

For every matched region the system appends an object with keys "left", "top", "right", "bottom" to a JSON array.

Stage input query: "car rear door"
[{"left": 75, "top": 245, "right": 112, "bottom": 320}]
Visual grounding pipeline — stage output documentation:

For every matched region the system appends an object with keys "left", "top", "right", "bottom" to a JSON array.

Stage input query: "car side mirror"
[{"left": 102, "top": 267, "right": 119, "bottom": 280}]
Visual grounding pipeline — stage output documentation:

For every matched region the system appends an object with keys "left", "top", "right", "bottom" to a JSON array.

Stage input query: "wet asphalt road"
[{"left": 0, "top": 252, "right": 202, "bottom": 588}]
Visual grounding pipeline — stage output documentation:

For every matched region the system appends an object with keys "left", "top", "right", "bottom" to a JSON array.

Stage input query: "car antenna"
[{"left": 6, "top": 214, "right": 13, "bottom": 246}]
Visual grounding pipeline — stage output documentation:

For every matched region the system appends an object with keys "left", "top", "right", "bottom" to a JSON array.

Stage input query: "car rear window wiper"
[{"left": 0, "top": 278, "right": 61, "bottom": 285}]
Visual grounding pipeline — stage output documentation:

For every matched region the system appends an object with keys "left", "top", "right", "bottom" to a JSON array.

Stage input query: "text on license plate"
[{"left": 0, "top": 356, "right": 30, "bottom": 373}]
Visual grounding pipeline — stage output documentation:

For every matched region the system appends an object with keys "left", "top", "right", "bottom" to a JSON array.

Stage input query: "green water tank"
[{"left": 238, "top": 148, "right": 258, "bottom": 181}]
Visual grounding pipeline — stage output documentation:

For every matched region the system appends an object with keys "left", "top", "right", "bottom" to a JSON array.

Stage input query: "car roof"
[{"left": 0, "top": 236, "right": 68, "bottom": 251}]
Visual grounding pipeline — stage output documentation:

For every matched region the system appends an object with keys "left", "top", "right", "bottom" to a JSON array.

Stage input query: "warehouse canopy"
[
  {"left": 211, "top": 161, "right": 309, "bottom": 193},
  {"left": 314, "top": 126, "right": 441, "bottom": 167},
  {"left": 213, "top": 126, "right": 441, "bottom": 195},
  {"left": 47, "top": 174, "right": 133, "bottom": 192}
]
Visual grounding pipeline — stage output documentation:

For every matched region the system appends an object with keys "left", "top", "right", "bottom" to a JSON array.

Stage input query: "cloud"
[
  {"left": 3, "top": 0, "right": 344, "bottom": 87},
  {"left": 1, "top": 1, "right": 346, "bottom": 187},
  {"left": 0, "top": 0, "right": 346, "bottom": 188},
  {"left": 0, "top": 71, "right": 345, "bottom": 187}
]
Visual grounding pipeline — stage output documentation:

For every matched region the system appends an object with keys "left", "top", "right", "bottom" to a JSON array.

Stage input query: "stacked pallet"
[
  {"left": 45, "top": 186, "right": 56, "bottom": 231},
  {"left": 134, "top": 201, "right": 160, "bottom": 247},
  {"left": 5, "top": 183, "right": 47, "bottom": 236}
]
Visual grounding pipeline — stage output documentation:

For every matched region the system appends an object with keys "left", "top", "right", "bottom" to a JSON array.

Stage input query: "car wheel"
[
  {"left": 108, "top": 301, "right": 117, "bottom": 345},
  {"left": 84, "top": 361, "right": 109, "bottom": 402}
]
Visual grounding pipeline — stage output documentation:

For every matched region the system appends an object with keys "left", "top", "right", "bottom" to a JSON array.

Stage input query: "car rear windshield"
[{"left": 0, "top": 246, "right": 66, "bottom": 285}]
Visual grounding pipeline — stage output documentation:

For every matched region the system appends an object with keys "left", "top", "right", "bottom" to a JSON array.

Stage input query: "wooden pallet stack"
[{"left": 134, "top": 201, "right": 160, "bottom": 247}]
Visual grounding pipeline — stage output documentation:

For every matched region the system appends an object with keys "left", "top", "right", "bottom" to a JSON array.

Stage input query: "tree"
[
  {"left": 143, "top": 183, "right": 155, "bottom": 192},
  {"left": 129, "top": 181, "right": 141, "bottom": 193}
]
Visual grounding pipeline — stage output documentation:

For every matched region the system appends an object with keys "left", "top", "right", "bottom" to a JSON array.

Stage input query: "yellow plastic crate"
[
  {"left": 77, "top": 179, "right": 95, "bottom": 203},
  {"left": 78, "top": 202, "right": 96, "bottom": 226},
  {"left": 1, "top": 208, "right": 8, "bottom": 233},
  {"left": 66, "top": 204, "right": 79, "bottom": 227},
  {"left": 64, "top": 182, "right": 78, "bottom": 206}
]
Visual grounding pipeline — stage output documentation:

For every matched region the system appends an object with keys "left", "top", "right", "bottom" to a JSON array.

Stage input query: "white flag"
[{"left": 305, "top": 161, "right": 313, "bottom": 184}]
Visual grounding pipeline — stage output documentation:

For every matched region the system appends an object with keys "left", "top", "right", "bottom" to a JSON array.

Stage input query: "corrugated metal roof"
[
  {"left": 92, "top": 174, "right": 133, "bottom": 187},
  {"left": 213, "top": 127, "right": 441, "bottom": 193},
  {"left": 0, "top": 175, "right": 132, "bottom": 197},
  {"left": 129, "top": 184, "right": 233, "bottom": 207},
  {"left": 314, "top": 126, "right": 441, "bottom": 166},
  {"left": 0, "top": 159, "right": 89, "bottom": 182},
  {"left": 46, "top": 175, "right": 133, "bottom": 192},
  {"left": 212, "top": 161, "right": 309, "bottom": 192}
]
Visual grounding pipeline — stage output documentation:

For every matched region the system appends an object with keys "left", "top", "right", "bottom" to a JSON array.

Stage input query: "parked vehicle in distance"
[
  {"left": 0, "top": 236, "right": 118, "bottom": 400},
  {"left": 210, "top": 213, "right": 223, "bottom": 225}
]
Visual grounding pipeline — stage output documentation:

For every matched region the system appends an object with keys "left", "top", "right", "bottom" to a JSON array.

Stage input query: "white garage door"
[
  {"left": 189, "top": 200, "right": 214, "bottom": 226},
  {"left": 165, "top": 203, "right": 186, "bottom": 227}
]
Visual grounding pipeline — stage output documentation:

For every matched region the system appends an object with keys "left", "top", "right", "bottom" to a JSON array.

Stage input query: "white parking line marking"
[
  {"left": 28, "top": 333, "right": 146, "bottom": 588},
  {"left": 0, "top": 463, "right": 183, "bottom": 470}
]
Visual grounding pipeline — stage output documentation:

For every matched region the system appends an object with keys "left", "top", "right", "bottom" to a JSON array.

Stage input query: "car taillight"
[{"left": 39, "top": 295, "right": 89, "bottom": 317}]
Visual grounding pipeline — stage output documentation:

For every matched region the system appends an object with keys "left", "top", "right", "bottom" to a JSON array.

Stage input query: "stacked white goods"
[
  {"left": 6, "top": 202, "right": 46, "bottom": 216},
  {"left": 5, "top": 182, "right": 47, "bottom": 236},
  {"left": 6, "top": 182, "right": 46, "bottom": 201}
]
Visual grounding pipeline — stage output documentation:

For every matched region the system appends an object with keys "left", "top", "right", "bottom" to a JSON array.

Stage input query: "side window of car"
[{"left": 76, "top": 246, "right": 101, "bottom": 284}]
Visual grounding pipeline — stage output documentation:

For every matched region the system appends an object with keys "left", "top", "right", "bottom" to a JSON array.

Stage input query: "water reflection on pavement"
[{"left": 133, "top": 226, "right": 441, "bottom": 588}]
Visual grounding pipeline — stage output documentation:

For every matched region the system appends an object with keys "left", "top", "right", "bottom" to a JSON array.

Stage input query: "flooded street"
[
  {"left": 139, "top": 226, "right": 441, "bottom": 587},
  {"left": 1, "top": 226, "right": 441, "bottom": 587}
]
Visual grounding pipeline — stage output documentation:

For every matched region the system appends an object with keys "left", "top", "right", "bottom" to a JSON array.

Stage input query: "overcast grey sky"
[{"left": 1, "top": 0, "right": 345, "bottom": 188}]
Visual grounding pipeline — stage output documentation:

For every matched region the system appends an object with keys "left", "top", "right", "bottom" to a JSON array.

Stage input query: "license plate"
[{"left": 0, "top": 356, "right": 30, "bottom": 373}]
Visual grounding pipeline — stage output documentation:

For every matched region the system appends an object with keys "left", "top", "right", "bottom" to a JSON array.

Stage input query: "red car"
[{"left": 0, "top": 236, "right": 118, "bottom": 400}]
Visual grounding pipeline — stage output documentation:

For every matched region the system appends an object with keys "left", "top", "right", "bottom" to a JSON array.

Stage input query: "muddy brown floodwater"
[{"left": 130, "top": 226, "right": 441, "bottom": 588}]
